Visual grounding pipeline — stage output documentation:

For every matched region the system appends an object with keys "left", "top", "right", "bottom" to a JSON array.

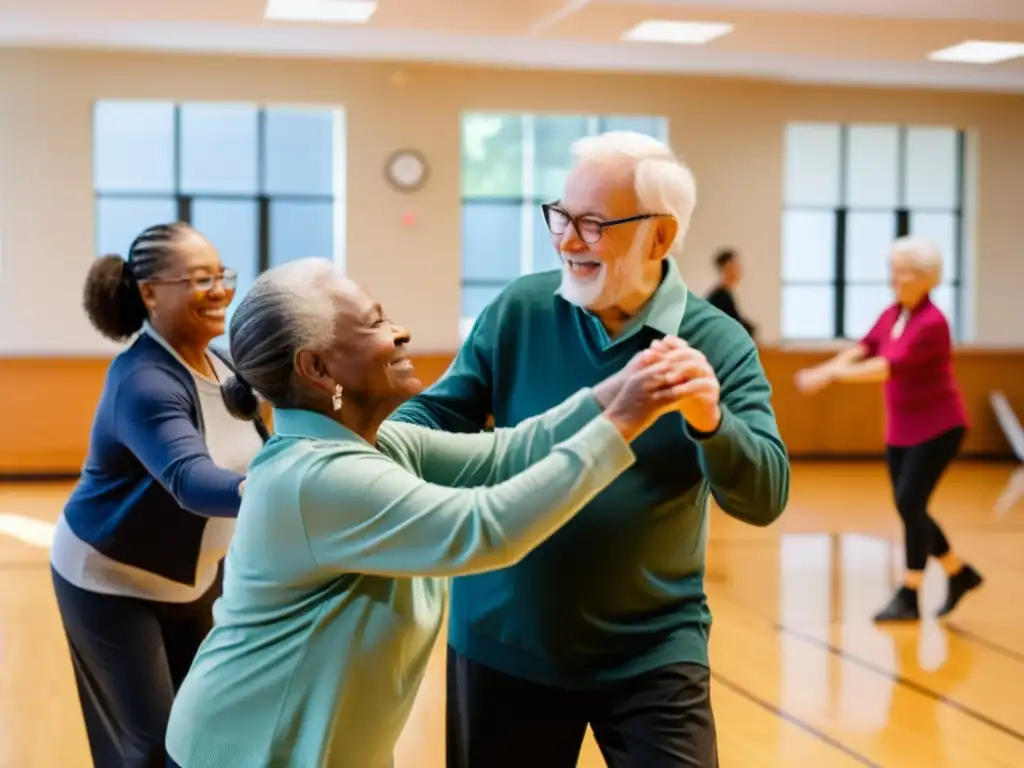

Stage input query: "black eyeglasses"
[
  {"left": 541, "top": 203, "right": 671, "bottom": 245},
  {"left": 145, "top": 268, "right": 239, "bottom": 293}
]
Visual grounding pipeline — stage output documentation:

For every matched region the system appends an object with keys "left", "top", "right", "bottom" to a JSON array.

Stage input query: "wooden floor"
[{"left": 2, "top": 462, "right": 1024, "bottom": 767}]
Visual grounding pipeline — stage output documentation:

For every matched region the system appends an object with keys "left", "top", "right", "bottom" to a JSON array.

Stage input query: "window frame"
[
  {"left": 459, "top": 113, "right": 670, "bottom": 331},
  {"left": 782, "top": 123, "right": 967, "bottom": 341},
  {"left": 93, "top": 101, "right": 343, "bottom": 277}
]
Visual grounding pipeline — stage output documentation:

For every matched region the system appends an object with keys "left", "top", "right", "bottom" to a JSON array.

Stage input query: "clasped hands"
[{"left": 595, "top": 336, "right": 722, "bottom": 441}]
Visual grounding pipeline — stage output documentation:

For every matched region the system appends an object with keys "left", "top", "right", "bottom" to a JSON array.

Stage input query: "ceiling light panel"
[
  {"left": 622, "top": 20, "right": 734, "bottom": 45},
  {"left": 928, "top": 40, "right": 1024, "bottom": 64},
  {"left": 265, "top": 0, "right": 378, "bottom": 23}
]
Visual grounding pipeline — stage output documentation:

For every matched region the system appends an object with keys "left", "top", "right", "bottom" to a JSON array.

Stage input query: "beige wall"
[{"left": 0, "top": 48, "right": 1022, "bottom": 356}]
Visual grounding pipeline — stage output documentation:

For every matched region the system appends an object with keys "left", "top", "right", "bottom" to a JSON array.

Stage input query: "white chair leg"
[{"left": 990, "top": 391, "right": 1024, "bottom": 516}]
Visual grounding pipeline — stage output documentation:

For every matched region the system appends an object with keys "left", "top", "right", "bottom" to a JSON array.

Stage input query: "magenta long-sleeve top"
[{"left": 860, "top": 296, "right": 969, "bottom": 447}]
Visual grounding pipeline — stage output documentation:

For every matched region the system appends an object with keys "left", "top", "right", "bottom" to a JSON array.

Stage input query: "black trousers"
[
  {"left": 446, "top": 647, "right": 718, "bottom": 768},
  {"left": 51, "top": 567, "right": 221, "bottom": 768},
  {"left": 885, "top": 426, "right": 965, "bottom": 572}
]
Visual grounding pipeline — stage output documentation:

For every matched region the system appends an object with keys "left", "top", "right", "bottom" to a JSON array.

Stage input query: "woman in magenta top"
[{"left": 795, "top": 236, "right": 982, "bottom": 623}]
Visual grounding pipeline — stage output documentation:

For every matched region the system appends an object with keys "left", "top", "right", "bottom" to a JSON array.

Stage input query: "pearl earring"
[{"left": 332, "top": 384, "right": 344, "bottom": 411}]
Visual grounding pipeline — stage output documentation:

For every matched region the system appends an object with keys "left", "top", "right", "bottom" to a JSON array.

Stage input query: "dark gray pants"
[
  {"left": 51, "top": 567, "right": 220, "bottom": 768},
  {"left": 446, "top": 646, "right": 719, "bottom": 767}
]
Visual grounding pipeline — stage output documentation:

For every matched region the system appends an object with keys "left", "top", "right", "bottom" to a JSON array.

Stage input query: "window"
[
  {"left": 94, "top": 100, "right": 345, "bottom": 327},
  {"left": 460, "top": 113, "right": 669, "bottom": 336},
  {"left": 782, "top": 123, "right": 967, "bottom": 341}
]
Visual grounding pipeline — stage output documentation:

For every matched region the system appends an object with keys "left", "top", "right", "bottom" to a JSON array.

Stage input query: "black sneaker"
[
  {"left": 937, "top": 565, "right": 983, "bottom": 618},
  {"left": 873, "top": 586, "right": 920, "bottom": 623}
]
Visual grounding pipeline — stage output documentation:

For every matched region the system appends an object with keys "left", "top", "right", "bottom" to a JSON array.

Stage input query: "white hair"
[
  {"left": 570, "top": 131, "right": 696, "bottom": 255},
  {"left": 226, "top": 257, "right": 340, "bottom": 408},
  {"left": 891, "top": 235, "right": 943, "bottom": 285}
]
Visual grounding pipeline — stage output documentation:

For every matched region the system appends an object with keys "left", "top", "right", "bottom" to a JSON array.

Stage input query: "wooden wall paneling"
[{"left": 0, "top": 349, "right": 1020, "bottom": 474}]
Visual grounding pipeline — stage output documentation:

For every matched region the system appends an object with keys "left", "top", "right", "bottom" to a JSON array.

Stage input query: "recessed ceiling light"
[
  {"left": 264, "top": 0, "right": 378, "bottom": 23},
  {"left": 927, "top": 40, "right": 1024, "bottom": 64},
  {"left": 622, "top": 20, "right": 733, "bottom": 45}
]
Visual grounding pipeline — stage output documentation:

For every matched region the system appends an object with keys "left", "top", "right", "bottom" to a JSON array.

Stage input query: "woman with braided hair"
[{"left": 50, "top": 222, "right": 268, "bottom": 767}]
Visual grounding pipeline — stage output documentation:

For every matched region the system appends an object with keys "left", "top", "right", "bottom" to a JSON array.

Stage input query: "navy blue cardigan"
[{"left": 63, "top": 334, "right": 268, "bottom": 585}]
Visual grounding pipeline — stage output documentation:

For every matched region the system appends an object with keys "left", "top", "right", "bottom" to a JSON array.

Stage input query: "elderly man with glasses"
[{"left": 393, "top": 131, "right": 789, "bottom": 767}]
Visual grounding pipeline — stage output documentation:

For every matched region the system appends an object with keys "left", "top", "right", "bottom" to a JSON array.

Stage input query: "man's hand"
[
  {"left": 650, "top": 336, "right": 722, "bottom": 434},
  {"left": 592, "top": 347, "right": 660, "bottom": 410},
  {"left": 604, "top": 349, "right": 697, "bottom": 442},
  {"left": 593, "top": 336, "right": 722, "bottom": 434}
]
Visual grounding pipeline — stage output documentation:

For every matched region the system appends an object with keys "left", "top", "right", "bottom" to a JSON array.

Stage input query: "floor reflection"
[
  {"left": 759, "top": 530, "right": 1020, "bottom": 766},
  {"left": 3, "top": 463, "right": 1024, "bottom": 767}
]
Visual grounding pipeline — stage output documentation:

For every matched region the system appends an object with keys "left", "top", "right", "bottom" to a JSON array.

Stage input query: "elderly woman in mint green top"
[{"left": 165, "top": 258, "right": 702, "bottom": 768}]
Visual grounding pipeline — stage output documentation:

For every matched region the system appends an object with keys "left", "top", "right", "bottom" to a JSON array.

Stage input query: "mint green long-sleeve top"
[{"left": 165, "top": 389, "right": 633, "bottom": 768}]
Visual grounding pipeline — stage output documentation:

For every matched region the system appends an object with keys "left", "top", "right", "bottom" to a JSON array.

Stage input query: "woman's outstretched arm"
[
  {"left": 298, "top": 413, "right": 635, "bottom": 577},
  {"left": 385, "top": 388, "right": 604, "bottom": 489}
]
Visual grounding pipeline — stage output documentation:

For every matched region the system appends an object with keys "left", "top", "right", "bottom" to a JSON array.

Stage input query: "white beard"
[
  {"left": 559, "top": 262, "right": 608, "bottom": 308},
  {"left": 558, "top": 232, "right": 647, "bottom": 312}
]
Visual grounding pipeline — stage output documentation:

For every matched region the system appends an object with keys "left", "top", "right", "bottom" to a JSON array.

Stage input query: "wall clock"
[{"left": 384, "top": 149, "right": 429, "bottom": 192}]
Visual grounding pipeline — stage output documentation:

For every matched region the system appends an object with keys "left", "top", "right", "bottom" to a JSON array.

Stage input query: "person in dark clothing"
[{"left": 705, "top": 248, "right": 755, "bottom": 338}]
